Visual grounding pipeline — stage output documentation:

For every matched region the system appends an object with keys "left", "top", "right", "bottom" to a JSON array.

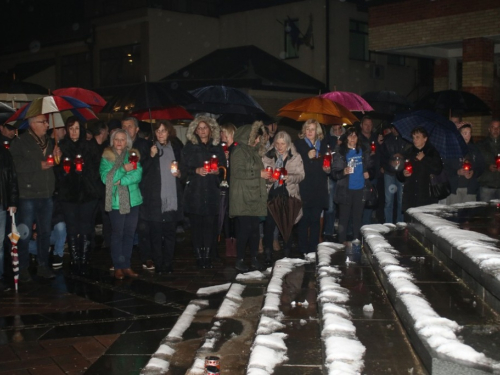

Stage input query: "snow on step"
[
  {"left": 362, "top": 223, "right": 495, "bottom": 368},
  {"left": 317, "top": 242, "right": 366, "bottom": 375},
  {"left": 196, "top": 283, "right": 231, "bottom": 296}
]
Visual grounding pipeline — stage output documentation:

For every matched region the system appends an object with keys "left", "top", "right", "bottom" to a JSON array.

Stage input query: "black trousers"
[
  {"left": 297, "top": 206, "right": 323, "bottom": 254},
  {"left": 235, "top": 216, "right": 260, "bottom": 259},
  {"left": 190, "top": 214, "right": 218, "bottom": 249},
  {"left": 61, "top": 200, "right": 97, "bottom": 237},
  {"left": 138, "top": 220, "right": 176, "bottom": 267},
  {"left": 338, "top": 189, "right": 364, "bottom": 243}
]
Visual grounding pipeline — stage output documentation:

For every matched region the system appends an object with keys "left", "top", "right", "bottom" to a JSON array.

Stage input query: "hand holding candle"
[
  {"left": 403, "top": 159, "right": 413, "bottom": 176},
  {"left": 63, "top": 157, "right": 71, "bottom": 174},
  {"left": 74, "top": 154, "right": 84, "bottom": 173},
  {"left": 129, "top": 152, "right": 138, "bottom": 170},
  {"left": 210, "top": 154, "right": 218, "bottom": 172},
  {"left": 3, "top": 141, "right": 9, "bottom": 150}
]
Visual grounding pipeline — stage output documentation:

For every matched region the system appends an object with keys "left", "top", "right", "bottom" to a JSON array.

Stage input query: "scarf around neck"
[
  {"left": 29, "top": 128, "right": 49, "bottom": 154},
  {"left": 304, "top": 137, "right": 320, "bottom": 157},
  {"left": 105, "top": 149, "right": 130, "bottom": 214}
]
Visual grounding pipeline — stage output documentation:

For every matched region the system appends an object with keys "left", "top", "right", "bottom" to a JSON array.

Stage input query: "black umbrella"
[
  {"left": 414, "top": 89, "right": 490, "bottom": 115},
  {"left": 186, "top": 85, "right": 264, "bottom": 115},
  {"left": 0, "top": 102, "right": 15, "bottom": 124},
  {"left": 362, "top": 90, "right": 412, "bottom": 116},
  {"left": 267, "top": 191, "right": 302, "bottom": 243},
  {"left": 217, "top": 112, "right": 275, "bottom": 127},
  {"left": 100, "top": 81, "right": 198, "bottom": 114}
]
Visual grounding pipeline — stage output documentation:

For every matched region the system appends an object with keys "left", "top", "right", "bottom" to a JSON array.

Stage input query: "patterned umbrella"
[
  {"left": 319, "top": 91, "right": 373, "bottom": 113},
  {"left": 5, "top": 95, "right": 97, "bottom": 130},
  {"left": 393, "top": 110, "right": 468, "bottom": 159},
  {"left": 8, "top": 209, "right": 20, "bottom": 292},
  {"left": 53, "top": 87, "right": 107, "bottom": 113}
]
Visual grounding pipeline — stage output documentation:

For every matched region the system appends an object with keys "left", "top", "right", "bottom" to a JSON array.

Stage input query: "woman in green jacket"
[
  {"left": 229, "top": 121, "right": 269, "bottom": 272},
  {"left": 100, "top": 129, "right": 143, "bottom": 280}
]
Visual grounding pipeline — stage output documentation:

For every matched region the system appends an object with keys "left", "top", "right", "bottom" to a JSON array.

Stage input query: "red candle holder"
[
  {"left": 496, "top": 154, "right": 500, "bottom": 170},
  {"left": 273, "top": 167, "right": 281, "bottom": 180},
  {"left": 404, "top": 159, "right": 413, "bottom": 174},
  {"left": 210, "top": 154, "right": 218, "bottom": 172},
  {"left": 323, "top": 151, "right": 331, "bottom": 168},
  {"left": 129, "top": 152, "right": 138, "bottom": 170},
  {"left": 371, "top": 141, "right": 376, "bottom": 153},
  {"left": 279, "top": 167, "right": 287, "bottom": 185},
  {"left": 63, "top": 157, "right": 71, "bottom": 174},
  {"left": 74, "top": 154, "right": 84, "bottom": 172},
  {"left": 204, "top": 161, "right": 211, "bottom": 172},
  {"left": 46, "top": 154, "right": 54, "bottom": 166},
  {"left": 462, "top": 159, "right": 472, "bottom": 171},
  {"left": 221, "top": 142, "right": 228, "bottom": 153},
  {"left": 3, "top": 141, "right": 9, "bottom": 150},
  {"left": 266, "top": 166, "right": 273, "bottom": 174}
]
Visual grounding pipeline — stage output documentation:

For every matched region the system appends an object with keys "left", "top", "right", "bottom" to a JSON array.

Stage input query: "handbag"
[
  {"left": 363, "top": 180, "right": 378, "bottom": 208},
  {"left": 429, "top": 170, "right": 451, "bottom": 200}
]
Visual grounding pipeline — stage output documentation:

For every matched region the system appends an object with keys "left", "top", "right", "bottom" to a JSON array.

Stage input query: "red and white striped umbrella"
[{"left": 8, "top": 209, "right": 20, "bottom": 292}]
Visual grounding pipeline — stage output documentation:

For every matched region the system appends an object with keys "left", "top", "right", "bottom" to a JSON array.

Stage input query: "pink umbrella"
[{"left": 319, "top": 91, "right": 373, "bottom": 113}]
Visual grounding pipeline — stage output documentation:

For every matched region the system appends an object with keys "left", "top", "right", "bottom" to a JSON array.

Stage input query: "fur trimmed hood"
[
  {"left": 234, "top": 121, "right": 267, "bottom": 157},
  {"left": 102, "top": 147, "right": 140, "bottom": 162},
  {"left": 186, "top": 115, "right": 220, "bottom": 145}
]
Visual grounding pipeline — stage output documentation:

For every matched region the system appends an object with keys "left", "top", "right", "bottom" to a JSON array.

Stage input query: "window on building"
[
  {"left": 100, "top": 44, "right": 141, "bottom": 87},
  {"left": 387, "top": 54, "right": 405, "bottom": 66},
  {"left": 284, "top": 18, "right": 300, "bottom": 59},
  {"left": 61, "top": 52, "right": 92, "bottom": 88},
  {"left": 349, "top": 20, "right": 369, "bottom": 61}
]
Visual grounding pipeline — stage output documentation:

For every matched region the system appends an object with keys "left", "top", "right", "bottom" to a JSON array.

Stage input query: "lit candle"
[
  {"left": 74, "top": 154, "right": 84, "bottom": 173},
  {"left": 322, "top": 151, "right": 331, "bottom": 168},
  {"left": 3, "top": 141, "right": 9, "bottom": 150},
  {"left": 371, "top": 141, "right": 376, "bottom": 153},
  {"left": 273, "top": 167, "right": 281, "bottom": 180},
  {"left": 46, "top": 154, "right": 54, "bottom": 166},
  {"left": 204, "top": 161, "right": 211, "bottom": 172},
  {"left": 404, "top": 159, "right": 413, "bottom": 174},
  {"left": 462, "top": 159, "right": 471, "bottom": 171},
  {"left": 129, "top": 152, "right": 138, "bottom": 170},
  {"left": 496, "top": 154, "right": 500, "bottom": 170},
  {"left": 171, "top": 160, "right": 178, "bottom": 174},
  {"left": 63, "top": 157, "right": 71, "bottom": 174},
  {"left": 210, "top": 154, "right": 218, "bottom": 172},
  {"left": 266, "top": 166, "right": 273, "bottom": 174},
  {"left": 221, "top": 142, "right": 228, "bottom": 153},
  {"left": 279, "top": 167, "right": 288, "bottom": 185}
]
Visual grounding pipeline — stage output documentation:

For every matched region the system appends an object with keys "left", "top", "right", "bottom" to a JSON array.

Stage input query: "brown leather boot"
[
  {"left": 114, "top": 269, "right": 124, "bottom": 280},
  {"left": 123, "top": 268, "right": 138, "bottom": 278}
]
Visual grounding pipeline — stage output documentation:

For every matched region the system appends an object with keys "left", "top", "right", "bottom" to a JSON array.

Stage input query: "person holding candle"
[
  {"left": 477, "top": 119, "right": 500, "bottom": 201},
  {"left": 10, "top": 114, "right": 62, "bottom": 281},
  {"left": 331, "top": 127, "right": 372, "bottom": 246},
  {"left": 138, "top": 121, "right": 183, "bottom": 274},
  {"left": 262, "top": 131, "right": 305, "bottom": 263},
  {"left": 397, "top": 126, "right": 443, "bottom": 214},
  {"left": 180, "top": 116, "right": 225, "bottom": 269},
  {"left": 56, "top": 117, "right": 102, "bottom": 274},
  {"left": 442, "top": 123, "right": 484, "bottom": 204},
  {"left": 100, "top": 129, "right": 143, "bottom": 280},
  {"left": 220, "top": 123, "right": 238, "bottom": 257},
  {"left": 229, "top": 121, "right": 270, "bottom": 272},
  {"left": 294, "top": 119, "right": 330, "bottom": 256}
]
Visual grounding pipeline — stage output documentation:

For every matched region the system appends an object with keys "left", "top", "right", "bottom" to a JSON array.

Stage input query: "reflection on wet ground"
[{"left": 438, "top": 204, "right": 500, "bottom": 240}]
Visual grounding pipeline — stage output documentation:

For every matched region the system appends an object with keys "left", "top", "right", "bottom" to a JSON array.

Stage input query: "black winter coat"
[
  {"left": 397, "top": 141, "right": 443, "bottom": 212},
  {"left": 56, "top": 137, "right": 102, "bottom": 203},
  {"left": 294, "top": 138, "right": 329, "bottom": 209},
  {"left": 180, "top": 136, "right": 225, "bottom": 216},
  {"left": 380, "top": 133, "right": 411, "bottom": 176},
  {"left": 140, "top": 142, "right": 183, "bottom": 222},
  {"left": 0, "top": 145, "right": 18, "bottom": 210},
  {"left": 443, "top": 142, "right": 485, "bottom": 195},
  {"left": 331, "top": 144, "right": 372, "bottom": 205}
]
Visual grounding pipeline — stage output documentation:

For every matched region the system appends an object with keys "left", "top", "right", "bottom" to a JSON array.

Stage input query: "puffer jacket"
[
  {"left": 99, "top": 148, "right": 143, "bottom": 210},
  {"left": 180, "top": 116, "right": 225, "bottom": 216},
  {"left": 0, "top": 146, "right": 18, "bottom": 209},
  {"left": 229, "top": 122, "right": 268, "bottom": 217},
  {"left": 477, "top": 137, "right": 500, "bottom": 189},
  {"left": 262, "top": 143, "right": 305, "bottom": 223}
]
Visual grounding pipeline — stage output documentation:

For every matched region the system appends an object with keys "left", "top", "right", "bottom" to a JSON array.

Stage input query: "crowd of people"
[{"left": 1, "top": 113, "right": 500, "bottom": 288}]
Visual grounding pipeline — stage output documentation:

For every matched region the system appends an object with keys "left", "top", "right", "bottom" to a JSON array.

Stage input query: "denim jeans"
[
  {"left": 109, "top": 206, "right": 139, "bottom": 269},
  {"left": 0, "top": 208, "right": 6, "bottom": 279},
  {"left": 323, "top": 178, "right": 336, "bottom": 236},
  {"left": 29, "top": 221, "right": 67, "bottom": 257},
  {"left": 17, "top": 198, "right": 53, "bottom": 269},
  {"left": 384, "top": 173, "right": 404, "bottom": 223}
]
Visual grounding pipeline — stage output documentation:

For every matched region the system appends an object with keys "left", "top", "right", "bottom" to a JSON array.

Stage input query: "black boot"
[
  {"left": 195, "top": 248, "right": 204, "bottom": 269},
  {"left": 264, "top": 248, "right": 273, "bottom": 267},
  {"left": 235, "top": 259, "right": 249, "bottom": 273},
  {"left": 80, "top": 235, "right": 90, "bottom": 276},
  {"left": 251, "top": 257, "right": 264, "bottom": 271},
  {"left": 204, "top": 248, "right": 213, "bottom": 269},
  {"left": 68, "top": 236, "right": 79, "bottom": 274}
]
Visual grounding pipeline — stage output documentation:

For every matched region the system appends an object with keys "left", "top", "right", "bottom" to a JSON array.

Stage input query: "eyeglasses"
[{"left": 34, "top": 120, "right": 49, "bottom": 125}]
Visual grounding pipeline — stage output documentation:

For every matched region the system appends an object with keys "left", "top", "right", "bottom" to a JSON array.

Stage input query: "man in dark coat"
[
  {"left": 0, "top": 143, "right": 18, "bottom": 290},
  {"left": 477, "top": 119, "right": 500, "bottom": 201}
]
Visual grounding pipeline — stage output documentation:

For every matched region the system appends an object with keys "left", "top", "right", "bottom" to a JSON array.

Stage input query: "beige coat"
[{"left": 262, "top": 144, "right": 305, "bottom": 223}]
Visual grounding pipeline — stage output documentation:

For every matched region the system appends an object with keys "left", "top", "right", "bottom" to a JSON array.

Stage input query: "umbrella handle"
[
  {"left": 219, "top": 165, "right": 227, "bottom": 181},
  {"left": 9, "top": 207, "right": 16, "bottom": 226}
]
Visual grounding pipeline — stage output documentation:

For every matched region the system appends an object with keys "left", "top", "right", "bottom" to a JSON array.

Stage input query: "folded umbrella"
[
  {"left": 267, "top": 191, "right": 302, "bottom": 243},
  {"left": 8, "top": 209, "right": 20, "bottom": 292},
  {"left": 217, "top": 166, "right": 229, "bottom": 235}
]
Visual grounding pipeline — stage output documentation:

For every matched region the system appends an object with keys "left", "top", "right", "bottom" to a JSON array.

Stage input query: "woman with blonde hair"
[
  {"left": 294, "top": 119, "right": 330, "bottom": 255},
  {"left": 262, "top": 131, "right": 305, "bottom": 264}
]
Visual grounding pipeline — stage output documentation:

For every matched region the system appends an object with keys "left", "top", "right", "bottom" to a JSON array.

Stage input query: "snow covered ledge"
[
  {"left": 406, "top": 203, "right": 500, "bottom": 314},
  {"left": 361, "top": 222, "right": 500, "bottom": 375}
]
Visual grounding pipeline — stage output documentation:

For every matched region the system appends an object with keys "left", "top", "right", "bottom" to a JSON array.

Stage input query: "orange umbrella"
[{"left": 278, "top": 97, "right": 359, "bottom": 125}]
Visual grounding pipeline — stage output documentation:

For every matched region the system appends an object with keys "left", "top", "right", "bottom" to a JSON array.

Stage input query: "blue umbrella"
[{"left": 393, "top": 110, "right": 468, "bottom": 159}]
